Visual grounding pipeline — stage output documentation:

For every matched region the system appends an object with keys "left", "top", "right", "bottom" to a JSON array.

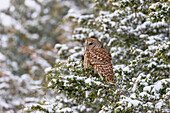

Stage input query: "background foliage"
[{"left": 0, "top": 0, "right": 90, "bottom": 112}]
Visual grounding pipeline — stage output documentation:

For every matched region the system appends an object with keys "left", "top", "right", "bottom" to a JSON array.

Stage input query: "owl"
[{"left": 84, "top": 38, "right": 115, "bottom": 83}]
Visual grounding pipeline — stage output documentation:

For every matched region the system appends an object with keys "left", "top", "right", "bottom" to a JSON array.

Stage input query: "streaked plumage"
[{"left": 84, "top": 38, "right": 114, "bottom": 83}]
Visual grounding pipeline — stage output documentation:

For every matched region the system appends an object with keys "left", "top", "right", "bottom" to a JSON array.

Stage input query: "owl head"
[{"left": 85, "top": 38, "right": 103, "bottom": 50}]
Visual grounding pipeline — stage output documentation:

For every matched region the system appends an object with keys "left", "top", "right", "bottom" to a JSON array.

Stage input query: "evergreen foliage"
[
  {"left": 28, "top": 0, "right": 170, "bottom": 112},
  {"left": 0, "top": 0, "right": 169, "bottom": 112}
]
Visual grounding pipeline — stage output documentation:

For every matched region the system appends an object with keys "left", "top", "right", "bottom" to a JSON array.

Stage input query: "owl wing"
[
  {"left": 87, "top": 48, "right": 115, "bottom": 83},
  {"left": 89, "top": 48, "right": 112, "bottom": 65}
]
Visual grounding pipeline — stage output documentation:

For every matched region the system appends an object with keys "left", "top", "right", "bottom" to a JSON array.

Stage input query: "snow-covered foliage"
[
  {"left": 0, "top": 69, "right": 42, "bottom": 112},
  {"left": 27, "top": 0, "right": 170, "bottom": 113},
  {"left": 0, "top": 0, "right": 169, "bottom": 112}
]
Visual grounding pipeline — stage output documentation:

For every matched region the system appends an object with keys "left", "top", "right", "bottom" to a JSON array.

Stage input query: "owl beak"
[{"left": 86, "top": 46, "right": 88, "bottom": 50}]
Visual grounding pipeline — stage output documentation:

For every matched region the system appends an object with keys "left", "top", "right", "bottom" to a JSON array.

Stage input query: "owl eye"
[{"left": 89, "top": 43, "right": 93, "bottom": 45}]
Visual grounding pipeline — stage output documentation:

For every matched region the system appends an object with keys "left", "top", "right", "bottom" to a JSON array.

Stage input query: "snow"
[
  {"left": 128, "top": 99, "right": 141, "bottom": 107},
  {"left": 21, "top": 74, "right": 31, "bottom": 80},
  {"left": 131, "top": 73, "right": 144, "bottom": 92},
  {"left": 25, "top": 0, "right": 40, "bottom": 12},
  {"left": 110, "top": 47, "right": 124, "bottom": 57},
  {"left": 31, "top": 34, "right": 39, "bottom": 40},
  {"left": 143, "top": 86, "right": 152, "bottom": 92},
  {"left": 24, "top": 97, "right": 40, "bottom": 102},
  {"left": 0, "top": 13, "right": 14, "bottom": 27},
  {"left": 0, "top": 83, "right": 10, "bottom": 89},
  {"left": 143, "top": 79, "right": 170, "bottom": 100},
  {"left": 143, "top": 102, "right": 154, "bottom": 109},
  {"left": 85, "top": 91, "right": 91, "bottom": 98},
  {"left": 154, "top": 79, "right": 170, "bottom": 91},
  {"left": 69, "top": 47, "right": 84, "bottom": 61},
  {"left": 0, "top": 71, "right": 43, "bottom": 112},
  {"left": 139, "top": 92, "right": 149, "bottom": 97},
  {"left": 73, "top": 34, "right": 87, "bottom": 40},
  {"left": 99, "top": 11, "right": 110, "bottom": 15},
  {"left": 155, "top": 101, "right": 163, "bottom": 110},
  {"left": 140, "top": 34, "right": 148, "bottom": 38},
  {"left": 118, "top": 97, "right": 141, "bottom": 108},
  {"left": 44, "top": 67, "right": 52, "bottom": 74},
  {"left": 0, "top": 0, "right": 10, "bottom": 11},
  {"left": 0, "top": 97, "right": 12, "bottom": 108},
  {"left": 78, "top": 105, "right": 86, "bottom": 112},
  {"left": 0, "top": 52, "right": 6, "bottom": 61},
  {"left": 31, "top": 53, "right": 51, "bottom": 68},
  {"left": 97, "top": 89, "right": 102, "bottom": 96},
  {"left": 108, "top": 38, "right": 117, "bottom": 46},
  {"left": 130, "top": 93, "right": 136, "bottom": 99},
  {"left": 0, "top": 35, "right": 8, "bottom": 48},
  {"left": 89, "top": 32, "right": 95, "bottom": 37},
  {"left": 123, "top": 66, "right": 131, "bottom": 73},
  {"left": 146, "top": 35, "right": 160, "bottom": 45},
  {"left": 60, "top": 108, "right": 72, "bottom": 112},
  {"left": 85, "top": 78, "right": 93, "bottom": 85},
  {"left": 66, "top": 8, "right": 82, "bottom": 19},
  {"left": 71, "top": 77, "right": 101, "bottom": 86},
  {"left": 113, "top": 64, "right": 125, "bottom": 70},
  {"left": 30, "top": 66, "right": 39, "bottom": 74},
  {"left": 11, "top": 61, "right": 19, "bottom": 71},
  {"left": 24, "top": 0, "right": 41, "bottom": 18},
  {"left": 148, "top": 61, "right": 157, "bottom": 67},
  {"left": 55, "top": 43, "right": 64, "bottom": 49}
]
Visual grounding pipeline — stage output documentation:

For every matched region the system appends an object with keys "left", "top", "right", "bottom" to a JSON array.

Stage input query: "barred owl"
[{"left": 84, "top": 38, "right": 115, "bottom": 83}]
